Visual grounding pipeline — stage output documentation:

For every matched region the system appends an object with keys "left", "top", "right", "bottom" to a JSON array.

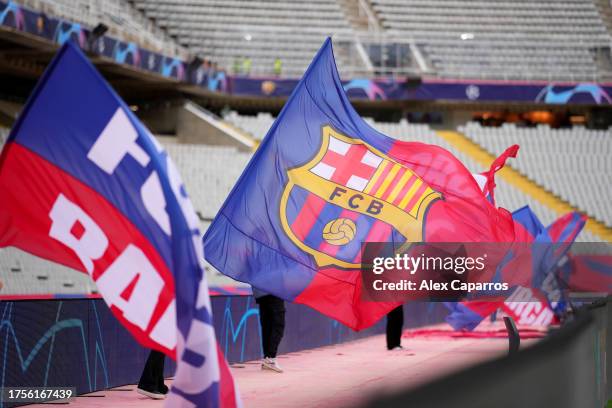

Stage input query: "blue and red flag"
[
  {"left": 203, "top": 38, "right": 524, "bottom": 330},
  {"left": 559, "top": 254, "right": 612, "bottom": 293},
  {"left": 513, "top": 206, "right": 586, "bottom": 288},
  {"left": 478, "top": 145, "right": 519, "bottom": 206},
  {"left": 445, "top": 206, "right": 586, "bottom": 330},
  {"left": 0, "top": 42, "right": 239, "bottom": 407}
]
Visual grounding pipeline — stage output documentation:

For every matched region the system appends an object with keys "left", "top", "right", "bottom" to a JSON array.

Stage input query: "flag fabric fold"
[
  {"left": 445, "top": 206, "right": 586, "bottom": 330},
  {"left": 561, "top": 254, "right": 612, "bottom": 292},
  {"left": 0, "top": 42, "right": 238, "bottom": 407},
  {"left": 480, "top": 145, "right": 519, "bottom": 206},
  {"left": 204, "top": 38, "right": 524, "bottom": 330}
]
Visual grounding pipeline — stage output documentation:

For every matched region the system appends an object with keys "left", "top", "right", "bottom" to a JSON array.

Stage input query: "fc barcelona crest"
[{"left": 280, "top": 126, "right": 441, "bottom": 269}]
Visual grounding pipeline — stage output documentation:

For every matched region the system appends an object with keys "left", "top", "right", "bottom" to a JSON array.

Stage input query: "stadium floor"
[{"left": 25, "top": 324, "right": 538, "bottom": 407}]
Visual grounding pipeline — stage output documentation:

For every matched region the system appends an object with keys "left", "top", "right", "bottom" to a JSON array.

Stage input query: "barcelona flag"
[
  {"left": 204, "top": 38, "right": 522, "bottom": 330},
  {"left": 0, "top": 42, "right": 239, "bottom": 407}
]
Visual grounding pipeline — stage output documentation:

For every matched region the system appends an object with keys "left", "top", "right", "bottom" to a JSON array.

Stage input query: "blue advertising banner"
[
  {"left": 0, "top": 298, "right": 448, "bottom": 407},
  {"left": 230, "top": 76, "right": 612, "bottom": 105},
  {"left": 0, "top": 0, "right": 227, "bottom": 91}
]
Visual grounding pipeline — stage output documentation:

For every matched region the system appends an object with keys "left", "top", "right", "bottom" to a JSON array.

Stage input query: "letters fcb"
[{"left": 280, "top": 126, "right": 441, "bottom": 269}]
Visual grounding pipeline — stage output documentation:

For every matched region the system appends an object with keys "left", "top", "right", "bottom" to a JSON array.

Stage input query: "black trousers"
[
  {"left": 386, "top": 306, "right": 404, "bottom": 350},
  {"left": 256, "top": 295, "right": 286, "bottom": 358},
  {"left": 138, "top": 350, "right": 165, "bottom": 392}
]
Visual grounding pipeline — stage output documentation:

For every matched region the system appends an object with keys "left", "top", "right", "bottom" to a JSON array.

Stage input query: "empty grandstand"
[
  {"left": 371, "top": 0, "right": 612, "bottom": 81},
  {"left": 128, "top": 0, "right": 612, "bottom": 80},
  {"left": 23, "top": 0, "right": 186, "bottom": 56},
  {"left": 3, "top": 0, "right": 612, "bottom": 80},
  {"left": 132, "top": 0, "right": 359, "bottom": 77}
]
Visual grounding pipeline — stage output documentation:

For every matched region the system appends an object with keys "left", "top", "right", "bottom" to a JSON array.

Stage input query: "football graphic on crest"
[{"left": 322, "top": 218, "right": 357, "bottom": 245}]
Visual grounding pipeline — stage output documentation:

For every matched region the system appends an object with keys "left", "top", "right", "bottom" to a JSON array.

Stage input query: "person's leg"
[
  {"left": 156, "top": 351, "right": 168, "bottom": 394},
  {"left": 386, "top": 306, "right": 404, "bottom": 350},
  {"left": 258, "top": 295, "right": 285, "bottom": 372},
  {"left": 137, "top": 350, "right": 166, "bottom": 399},
  {"left": 257, "top": 296, "right": 274, "bottom": 358},
  {"left": 265, "top": 296, "right": 286, "bottom": 358}
]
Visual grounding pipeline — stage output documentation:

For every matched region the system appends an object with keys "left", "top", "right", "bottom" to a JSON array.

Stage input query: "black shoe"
[{"left": 159, "top": 384, "right": 169, "bottom": 395}]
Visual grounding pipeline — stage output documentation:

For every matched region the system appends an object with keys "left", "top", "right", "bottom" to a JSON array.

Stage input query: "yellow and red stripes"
[{"left": 364, "top": 159, "right": 435, "bottom": 216}]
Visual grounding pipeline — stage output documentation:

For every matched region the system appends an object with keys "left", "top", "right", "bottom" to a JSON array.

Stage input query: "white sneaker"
[
  {"left": 389, "top": 345, "right": 404, "bottom": 351},
  {"left": 262, "top": 357, "right": 283, "bottom": 373},
  {"left": 136, "top": 387, "right": 166, "bottom": 400}
]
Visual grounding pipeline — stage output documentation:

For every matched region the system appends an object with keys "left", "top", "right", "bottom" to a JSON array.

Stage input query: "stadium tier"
[
  {"left": 128, "top": 0, "right": 612, "bottom": 80},
  {"left": 460, "top": 122, "right": 612, "bottom": 228},
  {"left": 371, "top": 0, "right": 612, "bottom": 81},
  {"left": 21, "top": 0, "right": 186, "bottom": 56},
  {"left": 0, "top": 247, "right": 97, "bottom": 295},
  {"left": 224, "top": 111, "right": 274, "bottom": 141},
  {"left": 4, "top": 0, "right": 612, "bottom": 82},
  {"left": 160, "top": 139, "right": 251, "bottom": 220},
  {"left": 132, "top": 0, "right": 357, "bottom": 77}
]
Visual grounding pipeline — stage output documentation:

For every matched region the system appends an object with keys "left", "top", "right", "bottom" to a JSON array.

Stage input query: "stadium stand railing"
[{"left": 18, "top": 0, "right": 187, "bottom": 57}]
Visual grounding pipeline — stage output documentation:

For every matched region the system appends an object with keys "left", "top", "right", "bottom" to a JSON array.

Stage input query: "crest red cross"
[{"left": 320, "top": 144, "right": 378, "bottom": 186}]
